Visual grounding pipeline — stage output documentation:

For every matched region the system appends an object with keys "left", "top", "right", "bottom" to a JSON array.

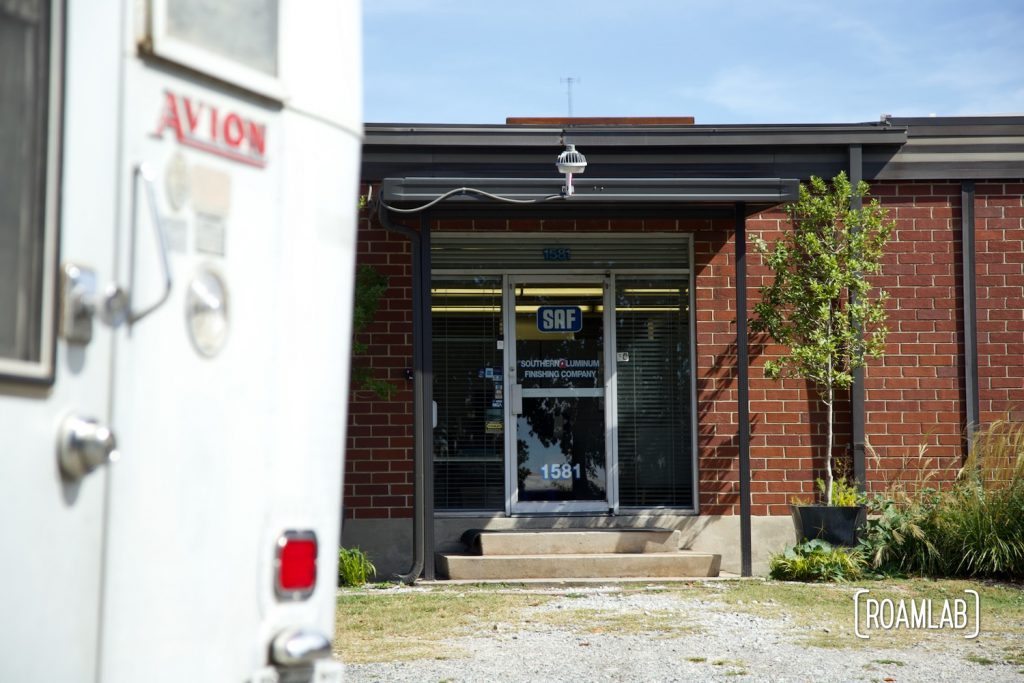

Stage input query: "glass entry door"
[{"left": 507, "top": 277, "right": 611, "bottom": 513}]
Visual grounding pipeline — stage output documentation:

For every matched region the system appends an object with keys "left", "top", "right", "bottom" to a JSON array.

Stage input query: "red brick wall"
[
  {"left": 861, "top": 181, "right": 965, "bottom": 495},
  {"left": 345, "top": 214, "right": 415, "bottom": 520},
  {"left": 344, "top": 180, "right": 1024, "bottom": 519},
  {"left": 975, "top": 183, "right": 1024, "bottom": 423}
]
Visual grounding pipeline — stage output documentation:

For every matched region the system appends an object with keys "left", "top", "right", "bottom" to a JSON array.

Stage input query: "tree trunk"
[
  {"left": 824, "top": 313, "right": 835, "bottom": 505},
  {"left": 824, "top": 386, "right": 834, "bottom": 505}
]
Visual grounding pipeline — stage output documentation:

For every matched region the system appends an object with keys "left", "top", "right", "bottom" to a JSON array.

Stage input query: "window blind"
[
  {"left": 432, "top": 278, "right": 505, "bottom": 511},
  {"left": 433, "top": 234, "right": 690, "bottom": 271},
  {"left": 615, "top": 278, "right": 694, "bottom": 508}
]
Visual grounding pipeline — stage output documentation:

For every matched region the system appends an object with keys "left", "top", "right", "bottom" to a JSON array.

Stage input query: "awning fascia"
[{"left": 381, "top": 177, "right": 799, "bottom": 208}]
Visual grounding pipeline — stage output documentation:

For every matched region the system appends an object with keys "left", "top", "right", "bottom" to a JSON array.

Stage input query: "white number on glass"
[{"left": 540, "top": 463, "right": 582, "bottom": 480}]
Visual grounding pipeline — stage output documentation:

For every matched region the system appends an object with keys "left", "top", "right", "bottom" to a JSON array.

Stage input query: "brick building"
[{"left": 344, "top": 116, "right": 1024, "bottom": 578}]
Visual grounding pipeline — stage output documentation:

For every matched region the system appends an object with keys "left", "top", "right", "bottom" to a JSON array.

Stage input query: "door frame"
[
  {"left": 431, "top": 231, "right": 699, "bottom": 518},
  {"left": 504, "top": 274, "right": 616, "bottom": 515}
]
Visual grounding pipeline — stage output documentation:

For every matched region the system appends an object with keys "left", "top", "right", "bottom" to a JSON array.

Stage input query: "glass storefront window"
[
  {"left": 615, "top": 278, "right": 694, "bottom": 507},
  {"left": 431, "top": 278, "right": 505, "bottom": 510},
  {"left": 429, "top": 236, "right": 696, "bottom": 514}
]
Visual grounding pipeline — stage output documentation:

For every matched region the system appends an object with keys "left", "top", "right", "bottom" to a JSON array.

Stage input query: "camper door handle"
[
  {"left": 57, "top": 164, "right": 173, "bottom": 343},
  {"left": 126, "top": 162, "right": 173, "bottom": 325},
  {"left": 57, "top": 415, "right": 120, "bottom": 482}
]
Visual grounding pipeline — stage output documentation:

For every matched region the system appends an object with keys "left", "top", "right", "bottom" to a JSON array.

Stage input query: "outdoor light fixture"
[{"left": 556, "top": 143, "right": 587, "bottom": 196}]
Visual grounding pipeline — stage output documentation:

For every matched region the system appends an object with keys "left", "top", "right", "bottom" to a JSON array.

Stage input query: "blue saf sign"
[{"left": 537, "top": 306, "right": 583, "bottom": 333}]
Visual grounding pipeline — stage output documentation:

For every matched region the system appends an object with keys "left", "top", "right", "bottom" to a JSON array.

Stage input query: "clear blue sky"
[{"left": 363, "top": 0, "right": 1024, "bottom": 125}]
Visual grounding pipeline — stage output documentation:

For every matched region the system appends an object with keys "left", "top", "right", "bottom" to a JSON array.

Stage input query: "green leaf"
[{"left": 351, "top": 265, "right": 399, "bottom": 399}]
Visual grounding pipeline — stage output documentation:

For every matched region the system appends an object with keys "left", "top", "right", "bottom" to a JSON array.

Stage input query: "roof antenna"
[{"left": 560, "top": 77, "right": 580, "bottom": 117}]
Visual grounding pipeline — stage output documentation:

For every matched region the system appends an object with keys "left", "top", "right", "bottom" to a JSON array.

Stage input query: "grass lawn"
[
  {"left": 701, "top": 578, "right": 1024, "bottom": 651},
  {"left": 333, "top": 588, "right": 557, "bottom": 662},
  {"left": 334, "top": 579, "right": 1024, "bottom": 666}
]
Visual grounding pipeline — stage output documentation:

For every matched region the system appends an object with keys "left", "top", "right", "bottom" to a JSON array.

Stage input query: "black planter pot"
[{"left": 790, "top": 504, "right": 868, "bottom": 547}]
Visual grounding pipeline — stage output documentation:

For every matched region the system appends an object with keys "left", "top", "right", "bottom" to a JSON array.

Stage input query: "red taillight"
[{"left": 275, "top": 531, "right": 318, "bottom": 600}]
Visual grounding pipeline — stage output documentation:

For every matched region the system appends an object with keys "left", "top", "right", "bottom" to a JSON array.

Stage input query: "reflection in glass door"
[{"left": 507, "top": 278, "right": 610, "bottom": 513}]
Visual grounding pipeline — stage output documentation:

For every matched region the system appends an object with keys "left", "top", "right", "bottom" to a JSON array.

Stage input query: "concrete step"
[
  {"left": 437, "top": 551, "right": 721, "bottom": 581},
  {"left": 463, "top": 529, "right": 682, "bottom": 556}
]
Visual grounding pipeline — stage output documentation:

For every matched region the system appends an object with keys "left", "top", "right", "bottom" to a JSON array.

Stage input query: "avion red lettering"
[{"left": 153, "top": 90, "right": 267, "bottom": 168}]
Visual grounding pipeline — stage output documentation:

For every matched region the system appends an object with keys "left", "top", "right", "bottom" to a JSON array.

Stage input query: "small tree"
[{"left": 750, "top": 172, "right": 894, "bottom": 504}]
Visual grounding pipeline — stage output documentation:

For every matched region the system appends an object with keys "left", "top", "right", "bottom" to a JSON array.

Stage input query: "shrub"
[
  {"left": 860, "top": 420, "right": 1024, "bottom": 579},
  {"left": 858, "top": 489, "right": 942, "bottom": 576},
  {"left": 338, "top": 547, "right": 377, "bottom": 587},
  {"left": 819, "top": 477, "right": 865, "bottom": 507},
  {"left": 857, "top": 440, "right": 943, "bottom": 576},
  {"left": 933, "top": 420, "right": 1024, "bottom": 578},
  {"left": 769, "top": 539, "right": 865, "bottom": 582},
  {"left": 934, "top": 479, "right": 1024, "bottom": 578},
  {"left": 966, "top": 418, "right": 1024, "bottom": 486}
]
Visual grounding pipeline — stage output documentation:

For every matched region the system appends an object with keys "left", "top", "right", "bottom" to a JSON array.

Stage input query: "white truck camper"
[{"left": 0, "top": 1, "right": 361, "bottom": 681}]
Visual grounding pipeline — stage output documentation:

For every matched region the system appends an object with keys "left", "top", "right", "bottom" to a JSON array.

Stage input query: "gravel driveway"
[{"left": 343, "top": 584, "right": 1023, "bottom": 682}]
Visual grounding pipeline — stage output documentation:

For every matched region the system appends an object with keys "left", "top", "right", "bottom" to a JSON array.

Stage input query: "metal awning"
[
  {"left": 380, "top": 177, "right": 799, "bottom": 211},
  {"left": 365, "top": 122, "right": 909, "bottom": 148}
]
